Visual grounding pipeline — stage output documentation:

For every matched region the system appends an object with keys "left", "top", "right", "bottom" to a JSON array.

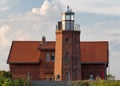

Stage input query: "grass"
[{"left": 72, "top": 80, "right": 120, "bottom": 86}]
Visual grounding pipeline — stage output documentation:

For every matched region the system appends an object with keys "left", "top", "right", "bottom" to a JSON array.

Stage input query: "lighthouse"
[{"left": 54, "top": 6, "right": 81, "bottom": 80}]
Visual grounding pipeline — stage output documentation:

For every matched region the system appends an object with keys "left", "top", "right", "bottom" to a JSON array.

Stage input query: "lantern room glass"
[
  {"left": 66, "top": 14, "right": 71, "bottom": 20},
  {"left": 71, "top": 14, "right": 74, "bottom": 20}
]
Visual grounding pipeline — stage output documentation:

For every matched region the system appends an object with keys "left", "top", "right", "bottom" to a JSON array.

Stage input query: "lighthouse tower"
[{"left": 54, "top": 6, "right": 81, "bottom": 80}]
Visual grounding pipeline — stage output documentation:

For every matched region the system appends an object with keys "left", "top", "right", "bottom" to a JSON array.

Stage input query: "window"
[
  {"left": 66, "top": 72, "right": 69, "bottom": 80},
  {"left": 65, "top": 38, "right": 69, "bottom": 43},
  {"left": 56, "top": 74, "right": 60, "bottom": 80},
  {"left": 66, "top": 21, "right": 71, "bottom": 30},
  {"left": 51, "top": 53, "right": 55, "bottom": 61},
  {"left": 71, "top": 14, "right": 74, "bottom": 20},
  {"left": 71, "top": 21, "right": 74, "bottom": 30},
  {"left": 89, "top": 73, "right": 94, "bottom": 80},
  {"left": 66, "top": 15, "right": 70, "bottom": 20},
  {"left": 65, "top": 52, "right": 69, "bottom": 63},
  {"left": 46, "top": 52, "right": 50, "bottom": 62}
]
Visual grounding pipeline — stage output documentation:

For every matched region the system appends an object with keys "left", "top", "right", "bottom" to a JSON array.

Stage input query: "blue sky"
[{"left": 0, "top": 0, "right": 120, "bottom": 79}]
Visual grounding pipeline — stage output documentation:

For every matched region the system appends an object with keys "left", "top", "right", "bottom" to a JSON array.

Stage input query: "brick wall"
[
  {"left": 54, "top": 30, "right": 81, "bottom": 80},
  {"left": 10, "top": 64, "right": 40, "bottom": 80},
  {"left": 81, "top": 64, "right": 106, "bottom": 80},
  {"left": 39, "top": 50, "right": 55, "bottom": 80}
]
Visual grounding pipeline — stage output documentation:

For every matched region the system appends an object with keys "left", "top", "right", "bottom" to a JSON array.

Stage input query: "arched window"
[{"left": 56, "top": 74, "right": 60, "bottom": 80}]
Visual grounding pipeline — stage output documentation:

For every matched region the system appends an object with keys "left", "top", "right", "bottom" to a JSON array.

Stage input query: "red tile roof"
[
  {"left": 7, "top": 41, "right": 55, "bottom": 64},
  {"left": 80, "top": 41, "right": 108, "bottom": 63},
  {"left": 7, "top": 41, "right": 108, "bottom": 64},
  {"left": 7, "top": 41, "right": 40, "bottom": 64}
]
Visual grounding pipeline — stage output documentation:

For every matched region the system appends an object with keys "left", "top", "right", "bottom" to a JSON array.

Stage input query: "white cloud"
[
  {"left": 86, "top": 5, "right": 120, "bottom": 16},
  {"left": 0, "top": 0, "right": 7, "bottom": 3},
  {"left": 32, "top": 24, "right": 39, "bottom": 31},
  {"left": 32, "top": 8, "right": 40, "bottom": 15},
  {"left": 0, "top": 25, "right": 10, "bottom": 48},
  {"left": 0, "top": 0, "right": 18, "bottom": 3},
  {"left": 0, "top": 6, "right": 10, "bottom": 12},
  {"left": 15, "top": 31, "right": 31, "bottom": 41},
  {"left": 32, "top": 0, "right": 62, "bottom": 16},
  {"left": 80, "top": 20, "right": 120, "bottom": 41},
  {"left": 55, "top": 0, "right": 120, "bottom": 16}
]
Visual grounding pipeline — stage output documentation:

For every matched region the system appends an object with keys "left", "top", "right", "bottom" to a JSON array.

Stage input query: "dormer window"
[
  {"left": 46, "top": 52, "right": 55, "bottom": 62},
  {"left": 46, "top": 52, "right": 50, "bottom": 62},
  {"left": 51, "top": 53, "right": 55, "bottom": 61}
]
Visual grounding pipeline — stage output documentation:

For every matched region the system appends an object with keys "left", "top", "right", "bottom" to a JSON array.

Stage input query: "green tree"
[
  {"left": 0, "top": 70, "right": 25, "bottom": 86},
  {"left": 2, "top": 78, "right": 14, "bottom": 86},
  {"left": 107, "top": 74, "right": 115, "bottom": 80},
  {"left": 0, "top": 71, "right": 11, "bottom": 78},
  {"left": 14, "top": 79, "right": 24, "bottom": 86},
  {"left": 0, "top": 77, "right": 4, "bottom": 86}
]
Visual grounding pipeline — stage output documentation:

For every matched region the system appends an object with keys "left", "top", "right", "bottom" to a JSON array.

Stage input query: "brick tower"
[{"left": 54, "top": 6, "right": 81, "bottom": 80}]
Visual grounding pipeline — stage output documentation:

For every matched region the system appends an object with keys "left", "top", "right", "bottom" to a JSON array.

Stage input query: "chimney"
[{"left": 41, "top": 36, "right": 47, "bottom": 44}]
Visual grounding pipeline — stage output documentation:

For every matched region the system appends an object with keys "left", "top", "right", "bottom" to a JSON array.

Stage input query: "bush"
[
  {"left": 72, "top": 80, "right": 120, "bottom": 86},
  {"left": 72, "top": 80, "right": 89, "bottom": 86},
  {"left": 0, "top": 71, "right": 25, "bottom": 86}
]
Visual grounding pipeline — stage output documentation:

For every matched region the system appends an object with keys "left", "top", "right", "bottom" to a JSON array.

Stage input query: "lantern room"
[
  {"left": 56, "top": 6, "right": 80, "bottom": 31},
  {"left": 62, "top": 6, "right": 74, "bottom": 30}
]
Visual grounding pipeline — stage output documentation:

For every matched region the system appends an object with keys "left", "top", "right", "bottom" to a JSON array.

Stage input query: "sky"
[{"left": 0, "top": 0, "right": 120, "bottom": 79}]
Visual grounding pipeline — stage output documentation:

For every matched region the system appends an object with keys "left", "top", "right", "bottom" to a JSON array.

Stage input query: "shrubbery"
[
  {"left": 72, "top": 80, "right": 120, "bottom": 86},
  {"left": 1, "top": 71, "right": 120, "bottom": 86},
  {"left": 0, "top": 71, "right": 25, "bottom": 86}
]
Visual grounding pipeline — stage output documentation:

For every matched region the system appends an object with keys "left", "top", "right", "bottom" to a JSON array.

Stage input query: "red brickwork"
[
  {"left": 8, "top": 41, "right": 108, "bottom": 80},
  {"left": 54, "top": 30, "right": 81, "bottom": 80},
  {"left": 39, "top": 50, "right": 54, "bottom": 80},
  {"left": 54, "top": 31, "right": 63, "bottom": 80},
  {"left": 10, "top": 64, "right": 40, "bottom": 80},
  {"left": 81, "top": 64, "right": 106, "bottom": 80}
]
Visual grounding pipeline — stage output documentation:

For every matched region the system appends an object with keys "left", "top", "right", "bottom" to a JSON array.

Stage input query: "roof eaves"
[
  {"left": 81, "top": 62, "right": 108, "bottom": 64},
  {"left": 39, "top": 48, "right": 55, "bottom": 51},
  {"left": 9, "top": 62, "right": 40, "bottom": 65}
]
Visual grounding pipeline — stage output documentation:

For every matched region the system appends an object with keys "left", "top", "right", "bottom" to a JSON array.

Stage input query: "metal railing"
[
  {"left": 74, "top": 24, "right": 80, "bottom": 31},
  {"left": 56, "top": 24, "right": 80, "bottom": 31}
]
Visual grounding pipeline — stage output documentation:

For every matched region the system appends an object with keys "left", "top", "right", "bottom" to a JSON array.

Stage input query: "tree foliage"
[
  {"left": 0, "top": 71, "right": 25, "bottom": 86},
  {"left": 107, "top": 74, "right": 115, "bottom": 80}
]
